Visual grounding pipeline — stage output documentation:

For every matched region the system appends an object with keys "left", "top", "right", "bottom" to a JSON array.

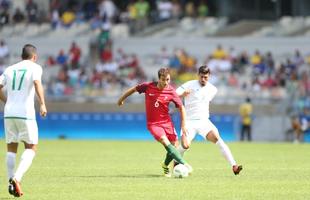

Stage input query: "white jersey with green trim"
[
  {"left": 176, "top": 80, "right": 217, "bottom": 120},
  {"left": 0, "top": 60, "right": 42, "bottom": 119}
]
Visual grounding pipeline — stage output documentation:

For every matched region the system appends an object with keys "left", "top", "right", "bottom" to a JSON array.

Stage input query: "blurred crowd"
[
  {"left": 0, "top": 0, "right": 211, "bottom": 32},
  {"left": 153, "top": 44, "right": 310, "bottom": 111},
  {"left": 1, "top": 1, "right": 309, "bottom": 134}
]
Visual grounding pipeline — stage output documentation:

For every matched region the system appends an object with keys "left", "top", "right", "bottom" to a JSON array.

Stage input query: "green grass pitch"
[{"left": 0, "top": 140, "right": 309, "bottom": 200}]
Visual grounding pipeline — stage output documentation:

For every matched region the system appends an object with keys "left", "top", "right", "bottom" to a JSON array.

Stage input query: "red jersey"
[{"left": 136, "top": 82, "right": 183, "bottom": 125}]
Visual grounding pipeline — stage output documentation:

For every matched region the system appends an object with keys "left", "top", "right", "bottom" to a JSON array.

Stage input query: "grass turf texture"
[{"left": 0, "top": 140, "right": 309, "bottom": 200}]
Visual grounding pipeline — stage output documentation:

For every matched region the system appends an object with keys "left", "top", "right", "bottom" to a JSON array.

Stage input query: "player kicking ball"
[
  {"left": 176, "top": 65, "right": 242, "bottom": 175},
  {"left": 118, "top": 68, "right": 192, "bottom": 177}
]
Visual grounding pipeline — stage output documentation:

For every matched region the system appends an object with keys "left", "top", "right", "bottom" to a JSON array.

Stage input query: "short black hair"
[
  {"left": 21, "top": 44, "right": 37, "bottom": 60},
  {"left": 198, "top": 65, "right": 210, "bottom": 74},
  {"left": 158, "top": 67, "right": 170, "bottom": 78}
]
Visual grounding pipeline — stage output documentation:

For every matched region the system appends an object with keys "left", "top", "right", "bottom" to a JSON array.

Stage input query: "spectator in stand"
[
  {"left": 212, "top": 44, "right": 227, "bottom": 60},
  {"left": 100, "top": 45, "right": 113, "bottom": 62},
  {"left": 61, "top": 9, "right": 76, "bottom": 28},
  {"left": 251, "top": 50, "right": 264, "bottom": 74},
  {"left": 25, "top": 0, "right": 38, "bottom": 23},
  {"left": 56, "top": 49, "right": 68, "bottom": 66},
  {"left": 134, "top": 0, "right": 150, "bottom": 30},
  {"left": 284, "top": 59, "right": 297, "bottom": 75},
  {"left": 264, "top": 52, "right": 275, "bottom": 74},
  {"left": 197, "top": 0, "right": 209, "bottom": 17},
  {"left": 262, "top": 74, "right": 277, "bottom": 89},
  {"left": 90, "top": 69, "right": 102, "bottom": 89},
  {"left": 171, "top": 0, "right": 181, "bottom": 19},
  {"left": 185, "top": 2, "right": 195, "bottom": 17},
  {"left": 12, "top": 8, "right": 25, "bottom": 23},
  {"left": 99, "top": 0, "right": 117, "bottom": 23},
  {"left": 45, "top": 56, "right": 56, "bottom": 67},
  {"left": 227, "top": 72, "right": 238, "bottom": 87},
  {"left": 299, "top": 72, "right": 310, "bottom": 96},
  {"left": 68, "top": 42, "right": 81, "bottom": 68},
  {"left": 50, "top": 9, "right": 60, "bottom": 30},
  {"left": 155, "top": 46, "right": 170, "bottom": 66},
  {"left": 292, "top": 49, "right": 304, "bottom": 68},
  {"left": 0, "top": 40, "right": 9, "bottom": 64},
  {"left": 98, "top": 28, "right": 111, "bottom": 53},
  {"left": 157, "top": 0, "right": 173, "bottom": 22},
  {"left": 0, "top": 8, "right": 9, "bottom": 26}
]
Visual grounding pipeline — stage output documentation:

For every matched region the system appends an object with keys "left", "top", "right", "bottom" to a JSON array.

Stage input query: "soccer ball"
[{"left": 173, "top": 164, "right": 189, "bottom": 178}]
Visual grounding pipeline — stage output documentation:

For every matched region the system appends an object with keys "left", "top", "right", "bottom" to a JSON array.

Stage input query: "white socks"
[
  {"left": 14, "top": 149, "right": 36, "bottom": 182},
  {"left": 178, "top": 138, "right": 237, "bottom": 167},
  {"left": 6, "top": 152, "right": 16, "bottom": 180},
  {"left": 177, "top": 145, "right": 187, "bottom": 157},
  {"left": 216, "top": 138, "right": 236, "bottom": 166}
]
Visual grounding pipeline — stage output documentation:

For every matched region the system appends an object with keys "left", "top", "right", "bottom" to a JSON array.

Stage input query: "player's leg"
[
  {"left": 177, "top": 120, "right": 196, "bottom": 157},
  {"left": 5, "top": 119, "right": 20, "bottom": 196},
  {"left": 14, "top": 142, "right": 36, "bottom": 183},
  {"left": 5, "top": 119, "right": 19, "bottom": 180},
  {"left": 12, "top": 119, "right": 38, "bottom": 196},
  {"left": 7, "top": 143, "right": 18, "bottom": 180},
  {"left": 201, "top": 120, "right": 242, "bottom": 175},
  {"left": 159, "top": 135, "right": 192, "bottom": 171},
  {"left": 7, "top": 143, "right": 18, "bottom": 196},
  {"left": 163, "top": 137, "right": 178, "bottom": 167}
]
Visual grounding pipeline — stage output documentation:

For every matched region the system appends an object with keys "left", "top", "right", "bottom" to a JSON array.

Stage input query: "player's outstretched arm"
[
  {"left": 117, "top": 86, "right": 137, "bottom": 106},
  {"left": 34, "top": 80, "right": 47, "bottom": 117},
  {"left": 178, "top": 105, "right": 189, "bottom": 149}
]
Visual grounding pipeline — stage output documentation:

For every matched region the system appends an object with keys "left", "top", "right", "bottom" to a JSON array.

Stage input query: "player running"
[
  {"left": 117, "top": 67, "right": 192, "bottom": 177},
  {"left": 0, "top": 44, "right": 47, "bottom": 197},
  {"left": 176, "top": 65, "right": 242, "bottom": 175}
]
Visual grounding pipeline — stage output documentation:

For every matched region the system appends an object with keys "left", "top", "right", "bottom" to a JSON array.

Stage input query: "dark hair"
[
  {"left": 246, "top": 97, "right": 251, "bottom": 103},
  {"left": 21, "top": 44, "right": 37, "bottom": 60},
  {"left": 158, "top": 67, "right": 170, "bottom": 78},
  {"left": 198, "top": 65, "right": 210, "bottom": 74}
]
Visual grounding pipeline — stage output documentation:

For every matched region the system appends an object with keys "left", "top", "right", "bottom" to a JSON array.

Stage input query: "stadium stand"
[{"left": 1, "top": 0, "right": 310, "bottom": 141}]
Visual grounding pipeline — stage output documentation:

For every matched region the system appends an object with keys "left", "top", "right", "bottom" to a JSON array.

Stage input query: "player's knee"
[{"left": 181, "top": 142, "right": 190, "bottom": 150}]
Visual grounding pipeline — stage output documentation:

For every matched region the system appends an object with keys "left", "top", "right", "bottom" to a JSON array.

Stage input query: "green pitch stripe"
[{"left": 4, "top": 117, "right": 35, "bottom": 120}]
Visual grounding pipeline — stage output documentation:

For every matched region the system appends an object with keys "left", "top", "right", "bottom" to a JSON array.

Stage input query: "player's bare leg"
[{"left": 206, "top": 130, "right": 242, "bottom": 175}]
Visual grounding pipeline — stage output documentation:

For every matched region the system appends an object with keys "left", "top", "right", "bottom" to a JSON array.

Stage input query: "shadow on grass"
[{"left": 65, "top": 174, "right": 163, "bottom": 178}]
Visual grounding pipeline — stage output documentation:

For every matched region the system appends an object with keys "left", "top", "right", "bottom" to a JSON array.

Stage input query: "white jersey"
[
  {"left": 176, "top": 80, "right": 217, "bottom": 120},
  {"left": 0, "top": 60, "right": 42, "bottom": 119}
]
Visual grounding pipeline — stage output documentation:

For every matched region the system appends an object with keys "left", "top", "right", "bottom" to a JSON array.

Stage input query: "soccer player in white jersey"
[
  {"left": 0, "top": 44, "right": 47, "bottom": 197},
  {"left": 176, "top": 65, "right": 242, "bottom": 175}
]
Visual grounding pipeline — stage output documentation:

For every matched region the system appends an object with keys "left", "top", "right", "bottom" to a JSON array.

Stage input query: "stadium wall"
[{"left": 0, "top": 102, "right": 296, "bottom": 142}]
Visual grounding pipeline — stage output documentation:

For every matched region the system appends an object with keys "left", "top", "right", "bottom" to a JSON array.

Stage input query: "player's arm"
[
  {"left": 0, "top": 74, "right": 7, "bottom": 103},
  {"left": 176, "top": 85, "right": 191, "bottom": 98},
  {"left": 0, "top": 85, "right": 6, "bottom": 103},
  {"left": 117, "top": 86, "right": 137, "bottom": 106},
  {"left": 34, "top": 80, "right": 47, "bottom": 117},
  {"left": 178, "top": 105, "right": 189, "bottom": 149}
]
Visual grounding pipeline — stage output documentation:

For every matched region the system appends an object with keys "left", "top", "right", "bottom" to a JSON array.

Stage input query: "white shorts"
[
  {"left": 4, "top": 118, "right": 38, "bottom": 144},
  {"left": 181, "top": 119, "right": 219, "bottom": 143}
]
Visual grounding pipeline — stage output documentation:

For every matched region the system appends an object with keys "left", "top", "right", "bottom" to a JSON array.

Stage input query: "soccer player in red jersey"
[{"left": 117, "top": 68, "right": 192, "bottom": 177}]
